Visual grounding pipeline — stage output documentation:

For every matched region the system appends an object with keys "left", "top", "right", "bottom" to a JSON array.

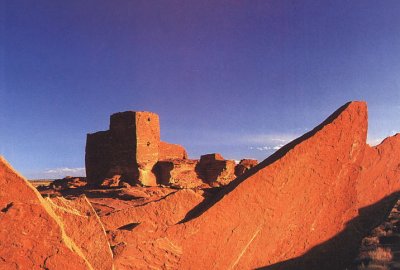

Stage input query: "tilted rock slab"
[
  {"left": 46, "top": 196, "right": 114, "bottom": 270},
  {"left": 0, "top": 157, "right": 92, "bottom": 270},
  {"left": 128, "top": 101, "right": 368, "bottom": 269},
  {"left": 169, "top": 101, "right": 367, "bottom": 269}
]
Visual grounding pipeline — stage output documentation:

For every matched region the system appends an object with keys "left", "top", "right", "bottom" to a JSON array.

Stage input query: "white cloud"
[
  {"left": 28, "top": 167, "right": 86, "bottom": 180},
  {"left": 44, "top": 167, "right": 85, "bottom": 174},
  {"left": 251, "top": 144, "right": 285, "bottom": 152},
  {"left": 273, "top": 144, "right": 284, "bottom": 150}
]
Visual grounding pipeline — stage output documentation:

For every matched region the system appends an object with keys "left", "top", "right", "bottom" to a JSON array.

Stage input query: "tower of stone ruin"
[{"left": 86, "top": 111, "right": 161, "bottom": 186}]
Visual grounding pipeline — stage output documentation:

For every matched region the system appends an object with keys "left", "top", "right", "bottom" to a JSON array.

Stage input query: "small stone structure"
[
  {"left": 86, "top": 111, "right": 255, "bottom": 187},
  {"left": 234, "top": 159, "right": 259, "bottom": 176}
]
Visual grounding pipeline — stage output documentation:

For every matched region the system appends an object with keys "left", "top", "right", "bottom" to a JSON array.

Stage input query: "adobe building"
[{"left": 85, "top": 111, "right": 186, "bottom": 186}]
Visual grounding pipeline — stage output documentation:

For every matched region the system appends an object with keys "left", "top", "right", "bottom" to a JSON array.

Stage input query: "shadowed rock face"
[{"left": 0, "top": 157, "right": 91, "bottom": 270}]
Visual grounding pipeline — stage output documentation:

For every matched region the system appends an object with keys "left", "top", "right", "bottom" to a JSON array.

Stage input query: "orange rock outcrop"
[{"left": 0, "top": 157, "right": 91, "bottom": 270}]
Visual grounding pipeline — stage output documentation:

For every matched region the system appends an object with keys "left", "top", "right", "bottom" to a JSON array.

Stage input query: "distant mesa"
[
  {"left": 85, "top": 111, "right": 256, "bottom": 188},
  {"left": 2, "top": 101, "right": 400, "bottom": 270}
]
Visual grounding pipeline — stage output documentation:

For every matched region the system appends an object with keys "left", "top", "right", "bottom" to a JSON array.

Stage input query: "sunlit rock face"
[
  {"left": 0, "top": 157, "right": 91, "bottom": 270},
  {"left": 161, "top": 101, "right": 368, "bottom": 269},
  {"left": 46, "top": 196, "right": 113, "bottom": 270}
]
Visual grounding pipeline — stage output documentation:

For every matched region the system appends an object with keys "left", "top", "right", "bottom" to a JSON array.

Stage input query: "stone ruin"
[{"left": 85, "top": 111, "right": 258, "bottom": 187}]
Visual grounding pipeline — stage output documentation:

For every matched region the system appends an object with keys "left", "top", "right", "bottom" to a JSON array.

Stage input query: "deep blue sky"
[{"left": 1, "top": 0, "right": 400, "bottom": 179}]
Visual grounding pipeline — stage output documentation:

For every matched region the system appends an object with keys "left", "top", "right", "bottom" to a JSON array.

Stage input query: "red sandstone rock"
[
  {"left": 235, "top": 159, "right": 259, "bottom": 176},
  {"left": 0, "top": 157, "right": 91, "bottom": 270},
  {"left": 357, "top": 134, "right": 400, "bottom": 209},
  {"left": 158, "top": 141, "right": 188, "bottom": 160},
  {"left": 47, "top": 196, "right": 113, "bottom": 270},
  {"left": 154, "top": 159, "right": 204, "bottom": 188},
  {"left": 172, "top": 102, "right": 367, "bottom": 269}
]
